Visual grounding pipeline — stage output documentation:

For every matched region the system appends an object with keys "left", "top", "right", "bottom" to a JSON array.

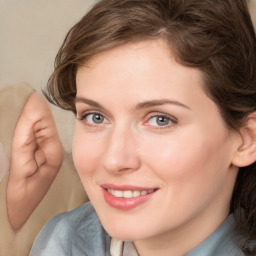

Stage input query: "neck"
[{"left": 133, "top": 206, "right": 230, "bottom": 256}]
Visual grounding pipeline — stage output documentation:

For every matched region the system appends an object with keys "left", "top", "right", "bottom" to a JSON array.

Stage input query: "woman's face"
[{"left": 73, "top": 40, "right": 240, "bottom": 247}]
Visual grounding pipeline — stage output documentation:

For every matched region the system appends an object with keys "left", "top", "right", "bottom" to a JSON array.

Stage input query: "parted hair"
[{"left": 45, "top": 0, "right": 256, "bottom": 254}]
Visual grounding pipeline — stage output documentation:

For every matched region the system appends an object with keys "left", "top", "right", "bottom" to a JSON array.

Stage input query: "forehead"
[
  {"left": 78, "top": 39, "right": 202, "bottom": 82},
  {"left": 76, "top": 39, "right": 204, "bottom": 100}
]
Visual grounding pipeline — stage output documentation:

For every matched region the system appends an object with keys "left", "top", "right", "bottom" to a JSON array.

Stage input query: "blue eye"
[
  {"left": 83, "top": 113, "right": 108, "bottom": 124},
  {"left": 148, "top": 115, "right": 172, "bottom": 127}
]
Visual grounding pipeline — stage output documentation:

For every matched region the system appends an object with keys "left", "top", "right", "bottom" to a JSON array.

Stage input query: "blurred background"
[
  {"left": 0, "top": 0, "right": 96, "bottom": 153},
  {"left": 0, "top": 0, "right": 255, "bottom": 152}
]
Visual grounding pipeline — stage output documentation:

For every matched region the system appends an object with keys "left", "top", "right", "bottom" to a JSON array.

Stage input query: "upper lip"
[{"left": 101, "top": 183, "right": 158, "bottom": 191}]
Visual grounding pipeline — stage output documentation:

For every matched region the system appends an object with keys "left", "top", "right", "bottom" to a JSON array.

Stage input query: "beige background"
[
  {"left": 0, "top": 0, "right": 96, "bottom": 152},
  {"left": 0, "top": 0, "right": 255, "bottom": 151}
]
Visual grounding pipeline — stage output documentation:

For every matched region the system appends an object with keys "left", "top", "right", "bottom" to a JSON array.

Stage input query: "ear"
[{"left": 232, "top": 112, "right": 256, "bottom": 167}]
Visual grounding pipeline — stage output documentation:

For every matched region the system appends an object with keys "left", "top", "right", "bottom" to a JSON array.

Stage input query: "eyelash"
[
  {"left": 77, "top": 111, "right": 177, "bottom": 129},
  {"left": 77, "top": 111, "right": 109, "bottom": 127},
  {"left": 144, "top": 113, "right": 177, "bottom": 129}
]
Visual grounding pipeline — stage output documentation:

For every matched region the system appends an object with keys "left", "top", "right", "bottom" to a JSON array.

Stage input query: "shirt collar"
[
  {"left": 110, "top": 238, "right": 138, "bottom": 256},
  {"left": 187, "top": 214, "right": 240, "bottom": 256}
]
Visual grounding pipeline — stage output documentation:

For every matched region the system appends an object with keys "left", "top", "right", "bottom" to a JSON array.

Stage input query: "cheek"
[
  {"left": 140, "top": 129, "right": 233, "bottom": 217},
  {"left": 141, "top": 127, "right": 231, "bottom": 184},
  {"left": 72, "top": 128, "right": 103, "bottom": 179}
]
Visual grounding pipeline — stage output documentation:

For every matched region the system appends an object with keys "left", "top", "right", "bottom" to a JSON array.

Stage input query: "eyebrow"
[
  {"left": 75, "top": 97, "right": 190, "bottom": 111},
  {"left": 135, "top": 99, "right": 191, "bottom": 110},
  {"left": 75, "top": 97, "right": 104, "bottom": 109}
]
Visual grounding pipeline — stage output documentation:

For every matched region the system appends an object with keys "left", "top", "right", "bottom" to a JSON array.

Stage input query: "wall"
[{"left": 0, "top": 0, "right": 96, "bottom": 151}]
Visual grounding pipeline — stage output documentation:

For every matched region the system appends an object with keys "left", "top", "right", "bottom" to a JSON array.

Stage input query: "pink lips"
[{"left": 101, "top": 184, "right": 158, "bottom": 210}]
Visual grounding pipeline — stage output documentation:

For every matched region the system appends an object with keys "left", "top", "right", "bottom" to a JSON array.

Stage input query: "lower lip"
[{"left": 102, "top": 188, "right": 156, "bottom": 210}]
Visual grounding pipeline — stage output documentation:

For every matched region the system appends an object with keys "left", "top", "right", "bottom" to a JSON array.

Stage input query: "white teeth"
[
  {"left": 113, "top": 189, "right": 123, "bottom": 197},
  {"left": 140, "top": 191, "right": 147, "bottom": 196},
  {"left": 123, "top": 190, "right": 133, "bottom": 198},
  {"left": 132, "top": 191, "right": 140, "bottom": 197},
  {"left": 107, "top": 189, "right": 155, "bottom": 198}
]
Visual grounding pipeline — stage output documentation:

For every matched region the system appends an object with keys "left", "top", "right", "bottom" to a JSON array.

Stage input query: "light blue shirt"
[{"left": 30, "top": 202, "right": 247, "bottom": 256}]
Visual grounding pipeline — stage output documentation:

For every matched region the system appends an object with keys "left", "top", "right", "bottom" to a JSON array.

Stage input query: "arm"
[{"left": 7, "top": 93, "right": 63, "bottom": 230}]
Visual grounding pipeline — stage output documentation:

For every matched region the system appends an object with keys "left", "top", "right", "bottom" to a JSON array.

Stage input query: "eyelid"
[
  {"left": 76, "top": 109, "right": 106, "bottom": 120},
  {"left": 76, "top": 111, "right": 110, "bottom": 127},
  {"left": 144, "top": 112, "right": 178, "bottom": 128},
  {"left": 75, "top": 102, "right": 113, "bottom": 120}
]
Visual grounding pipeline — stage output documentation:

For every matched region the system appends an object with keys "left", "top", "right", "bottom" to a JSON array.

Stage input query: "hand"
[{"left": 7, "top": 93, "right": 63, "bottom": 230}]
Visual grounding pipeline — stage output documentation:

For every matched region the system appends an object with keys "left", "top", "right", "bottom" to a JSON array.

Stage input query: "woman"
[{"left": 30, "top": 0, "right": 256, "bottom": 255}]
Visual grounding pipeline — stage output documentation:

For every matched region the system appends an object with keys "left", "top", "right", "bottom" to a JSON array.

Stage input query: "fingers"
[
  {"left": 34, "top": 148, "right": 46, "bottom": 171},
  {"left": 10, "top": 92, "right": 63, "bottom": 179},
  {"left": 33, "top": 115, "right": 63, "bottom": 170},
  {"left": 12, "top": 93, "right": 53, "bottom": 150}
]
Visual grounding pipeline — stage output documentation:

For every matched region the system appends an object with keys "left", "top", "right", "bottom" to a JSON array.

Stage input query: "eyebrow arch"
[
  {"left": 75, "top": 97, "right": 106, "bottom": 110},
  {"left": 135, "top": 99, "right": 191, "bottom": 110}
]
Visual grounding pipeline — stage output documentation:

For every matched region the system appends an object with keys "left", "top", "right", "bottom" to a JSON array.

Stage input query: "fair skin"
[
  {"left": 73, "top": 39, "right": 243, "bottom": 256},
  {"left": 7, "top": 93, "right": 63, "bottom": 230}
]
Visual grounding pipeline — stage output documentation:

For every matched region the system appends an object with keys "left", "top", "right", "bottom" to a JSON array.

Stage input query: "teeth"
[
  {"left": 107, "top": 189, "right": 155, "bottom": 198},
  {"left": 141, "top": 191, "right": 147, "bottom": 196},
  {"left": 123, "top": 190, "right": 133, "bottom": 198},
  {"left": 132, "top": 191, "right": 140, "bottom": 197}
]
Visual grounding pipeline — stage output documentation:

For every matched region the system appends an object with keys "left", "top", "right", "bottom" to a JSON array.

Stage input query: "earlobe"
[{"left": 232, "top": 112, "right": 256, "bottom": 167}]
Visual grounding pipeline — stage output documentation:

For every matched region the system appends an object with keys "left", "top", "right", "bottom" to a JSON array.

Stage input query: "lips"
[{"left": 101, "top": 184, "right": 158, "bottom": 210}]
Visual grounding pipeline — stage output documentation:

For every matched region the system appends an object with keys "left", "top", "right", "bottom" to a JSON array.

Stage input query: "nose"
[{"left": 102, "top": 126, "right": 141, "bottom": 174}]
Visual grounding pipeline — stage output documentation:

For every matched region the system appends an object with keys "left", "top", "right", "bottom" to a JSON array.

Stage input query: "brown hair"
[{"left": 45, "top": 0, "right": 256, "bottom": 253}]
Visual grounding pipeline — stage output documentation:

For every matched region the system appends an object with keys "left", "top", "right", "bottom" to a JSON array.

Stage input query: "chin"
[
  {"left": 101, "top": 219, "right": 149, "bottom": 241},
  {"left": 107, "top": 229, "right": 142, "bottom": 242}
]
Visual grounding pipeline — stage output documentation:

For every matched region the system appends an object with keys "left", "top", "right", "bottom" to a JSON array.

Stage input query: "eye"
[
  {"left": 79, "top": 113, "right": 109, "bottom": 125},
  {"left": 147, "top": 114, "right": 176, "bottom": 127}
]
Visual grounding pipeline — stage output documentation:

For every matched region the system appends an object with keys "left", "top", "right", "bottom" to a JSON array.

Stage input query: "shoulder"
[
  {"left": 187, "top": 214, "right": 249, "bottom": 256},
  {"left": 213, "top": 231, "right": 245, "bottom": 256},
  {"left": 30, "top": 202, "right": 111, "bottom": 256},
  {"left": 49, "top": 200, "right": 99, "bottom": 228},
  {"left": 207, "top": 217, "right": 256, "bottom": 256}
]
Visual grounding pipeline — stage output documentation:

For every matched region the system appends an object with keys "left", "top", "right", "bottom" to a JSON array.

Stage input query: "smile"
[
  {"left": 107, "top": 189, "right": 155, "bottom": 198},
  {"left": 102, "top": 185, "right": 158, "bottom": 210}
]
